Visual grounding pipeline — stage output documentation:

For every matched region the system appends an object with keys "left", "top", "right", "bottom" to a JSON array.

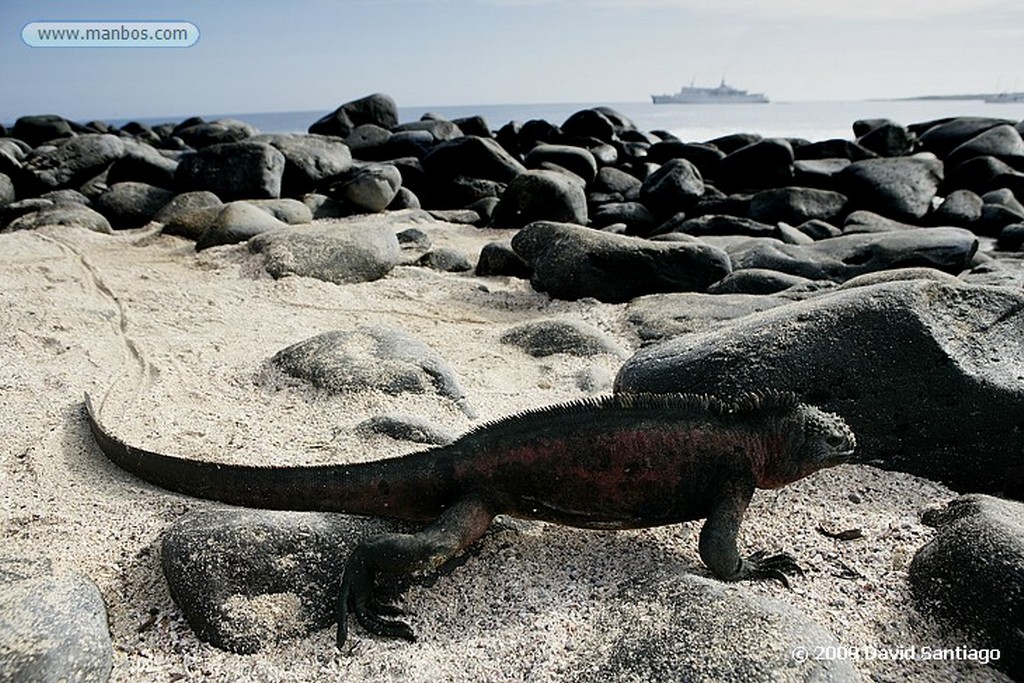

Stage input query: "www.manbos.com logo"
[{"left": 22, "top": 21, "right": 199, "bottom": 48}]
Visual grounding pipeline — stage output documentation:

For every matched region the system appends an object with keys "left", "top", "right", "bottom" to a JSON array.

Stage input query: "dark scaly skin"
[{"left": 83, "top": 391, "right": 856, "bottom": 645}]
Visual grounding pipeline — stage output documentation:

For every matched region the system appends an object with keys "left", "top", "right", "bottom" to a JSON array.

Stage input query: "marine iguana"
[{"left": 83, "top": 390, "right": 855, "bottom": 645}]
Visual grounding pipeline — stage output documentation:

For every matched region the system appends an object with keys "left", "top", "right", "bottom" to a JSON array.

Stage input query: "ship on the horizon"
[{"left": 652, "top": 79, "right": 769, "bottom": 104}]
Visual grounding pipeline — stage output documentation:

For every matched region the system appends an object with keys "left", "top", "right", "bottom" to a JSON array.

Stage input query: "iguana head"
[{"left": 757, "top": 404, "right": 856, "bottom": 488}]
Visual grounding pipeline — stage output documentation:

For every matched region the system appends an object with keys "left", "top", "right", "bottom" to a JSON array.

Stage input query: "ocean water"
[{"left": 219, "top": 99, "right": 1024, "bottom": 144}]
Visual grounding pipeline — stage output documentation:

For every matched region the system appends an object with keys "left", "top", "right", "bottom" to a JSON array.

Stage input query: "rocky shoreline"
[{"left": 1, "top": 94, "right": 1022, "bottom": 682}]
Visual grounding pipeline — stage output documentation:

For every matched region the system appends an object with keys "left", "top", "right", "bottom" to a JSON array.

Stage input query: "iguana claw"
[{"left": 743, "top": 549, "right": 804, "bottom": 588}]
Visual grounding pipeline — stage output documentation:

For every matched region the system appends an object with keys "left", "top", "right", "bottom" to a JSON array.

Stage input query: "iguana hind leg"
[
  {"left": 338, "top": 494, "right": 494, "bottom": 645},
  {"left": 698, "top": 484, "right": 803, "bottom": 588}
]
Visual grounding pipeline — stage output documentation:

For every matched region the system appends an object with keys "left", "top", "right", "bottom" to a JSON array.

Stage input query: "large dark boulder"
[
  {"left": 717, "top": 138, "right": 794, "bottom": 192},
  {"left": 327, "top": 164, "right": 402, "bottom": 213},
  {"left": 11, "top": 114, "right": 73, "bottom": 147},
  {"left": 747, "top": 187, "right": 847, "bottom": 225},
  {"left": 510, "top": 221, "right": 731, "bottom": 303},
  {"left": 615, "top": 279, "right": 1024, "bottom": 496},
  {"left": 491, "top": 170, "right": 587, "bottom": 229},
  {"left": 638, "top": 158, "right": 705, "bottom": 217},
  {"left": 194, "top": 201, "right": 289, "bottom": 250},
  {"left": 308, "top": 93, "right": 399, "bottom": 138},
  {"left": 176, "top": 141, "right": 285, "bottom": 200},
  {"left": 909, "top": 495, "right": 1024, "bottom": 680},
  {"left": 105, "top": 142, "right": 179, "bottom": 189},
  {"left": 422, "top": 136, "right": 526, "bottom": 183},
  {"left": 23, "top": 134, "right": 125, "bottom": 190},
  {"left": 524, "top": 144, "right": 597, "bottom": 184},
  {"left": 175, "top": 118, "right": 257, "bottom": 148},
  {"left": 855, "top": 120, "right": 914, "bottom": 157},
  {"left": 560, "top": 108, "right": 616, "bottom": 142},
  {"left": 838, "top": 156, "right": 943, "bottom": 221},
  {"left": 94, "top": 181, "right": 175, "bottom": 229},
  {"left": 945, "top": 124, "right": 1024, "bottom": 170},
  {"left": 917, "top": 117, "right": 1011, "bottom": 158},
  {"left": 255, "top": 133, "right": 353, "bottom": 195}
]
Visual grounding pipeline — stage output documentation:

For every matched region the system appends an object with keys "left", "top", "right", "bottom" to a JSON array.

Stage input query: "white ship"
[{"left": 652, "top": 79, "right": 769, "bottom": 104}]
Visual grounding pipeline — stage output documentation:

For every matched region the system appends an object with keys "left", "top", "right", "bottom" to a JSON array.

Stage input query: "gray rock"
[
  {"left": 930, "top": 189, "right": 984, "bottom": 228},
  {"left": 999, "top": 222, "right": 1024, "bottom": 251},
  {"left": 945, "top": 124, "right": 1024, "bottom": 169},
  {"left": 161, "top": 509, "right": 401, "bottom": 653},
  {"left": 24, "top": 134, "right": 125, "bottom": 190},
  {"left": 838, "top": 155, "right": 943, "bottom": 221},
  {"left": 499, "top": 319, "right": 624, "bottom": 357},
  {"left": 0, "top": 572, "right": 112, "bottom": 682},
  {"left": 569, "top": 574, "right": 858, "bottom": 683},
  {"left": 249, "top": 218, "right": 400, "bottom": 284},
  {"left": 0, "top": 173, "right": 14, "bottom": 207},
  {"left": 244, "top": 198, "right": 313, "bottom": 225},
  {"left": 308, "top": 93, "right": 399, "bottom": 138},
  {"left": 855, "top": 120, "right": 914, "bottom": 157},
  {"left": 626, "top": 291, "right": 792, "bottom": 341},
  {"left": 592, "top": 166, "right": 642, "bottom": 198},
  {"left": 421, "top": 135, "right": 526, "bottom": 183},
  {"left": 615, "top": 279, "right": 1024, "bottom": 495},
  {"left": 270, "top": 326, "right": 472, "bottom": 414},
  {"left": 657, "top": 214, "right": 776, "bottom": 238},
  {"left": 590, "top": 202, "right": 658, "bottom": 236},
  {"left": 176, "top": 141, "right": 286, "bottom": 201},
  {"left": 638, "top": 158, "right": 705, "bottom": 217},
  {"left": 748, "top": 186, "right": 847, "bottom": 225},
  {"left": 3, "top": 205, "right": 112, "bottom": 234},
  {"left": 726, "top": 227, "right": 977, "bottom": 281},
  {"left": 195, "top": 201, "right": 289, "bottom": 250},
  {"left": 842, "top": 210, "right": 922, "bottom": 234},
  {"left": 416, "top": 247, "right": 473, "bottom": 272},
  {"left": 354, "top": 413, "right": 455, "bottom": 446},
  {"left": 154, "top": 190, "right": 222, "bottom": 224},
  {"left": 475, "top": 241, "right": 531, "bottom": 278},
  {"left": 11, "top": 114, "right": 73, "bottom": 147},
  {"left": 94, "top": 181, "right": 175, "bottom": 229},
  {"left": 909, "top": 495, "right": 1024, "bottom": 680},
  {"left": 491, "top": 170, "right": 588, "bottom": 229},
  {"left": 707, "top": 268, "right": 816, "bottom": 294},
  {"left": 327, "top": 164, "right": 402, "bottom": 213},
  {"left": 524, "top": 144, "right": 598, "bottom": 184},
  {"left": 175, "top": 118, "right": 258, "bottom": 148},
  {"left": 718, "top": 138, "right": 795, "bottom": 192},
  {"left": 256, "top": 133, "right": 353, "bottom": 195},
  {"left": 511, "top": 221, "right": 732, "bottom": 303},
  {"left": 106, "top": 140, "right": 179, "bottom": 188},
  {"left": 918, "top": 117, "right": 1011, "bottom": 158}
]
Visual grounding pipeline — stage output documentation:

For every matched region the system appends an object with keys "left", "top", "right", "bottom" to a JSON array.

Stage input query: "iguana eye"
[{"left": 826, "top": 434, "right": 845, "bottom": 447}]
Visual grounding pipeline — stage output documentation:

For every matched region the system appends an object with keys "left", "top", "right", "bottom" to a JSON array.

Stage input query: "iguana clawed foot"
[
  {"left": 337, "top": 548, "right": 416, "bottom": 646},
  {"left": 741, "top": 549, "right": 804, "bottom": 588}
]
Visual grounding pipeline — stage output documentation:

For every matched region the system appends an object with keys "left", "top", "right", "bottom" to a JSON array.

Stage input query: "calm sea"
[
  {"left": 72, "top": 99, "right": 1024, "bottom": 144},
  {"left": 215, "top": 99, "right": 1024, "bottom": 143}
]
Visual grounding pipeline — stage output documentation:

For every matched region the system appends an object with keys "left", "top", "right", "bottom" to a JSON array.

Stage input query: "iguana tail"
[{"left": 83, "top": 394, "right": 449, "bottom": 522}]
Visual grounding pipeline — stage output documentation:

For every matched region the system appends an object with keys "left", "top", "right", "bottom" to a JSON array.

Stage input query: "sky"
[{"left": 2, "top": 0, "right": 1024, "bottom": 122}]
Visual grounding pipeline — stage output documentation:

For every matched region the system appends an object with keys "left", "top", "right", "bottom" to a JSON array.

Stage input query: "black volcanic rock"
[
  {"left": 615, "top": 279, "right": 1024, "bottom": 496},
  {"left": 717, "top": 138, "right": 794, "bottom": 192},
  {"left": 491, "top": 170, "right": 587, "bottom": 228},
  {"left": 422, "top": 136, "right": 526, "bottom": 183},
  {"left": 511, "top": 221, "right": 731, "bottom": 303},
  {"left": 838, "top": 155, "right": 943, "bottom": 221},
  {"left": 175, "top": 141, "right": 285, "bottom": 200},
  {"left": 308, "top": 93, "right": 399, "bottom": 138}
]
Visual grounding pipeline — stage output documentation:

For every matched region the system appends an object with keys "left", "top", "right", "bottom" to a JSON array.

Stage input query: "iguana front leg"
[
  {"left": 698, "top": 483, "right": 803, "bottom": 587},
  {"left": 338, "top": 494, "right": 494, "bottom": 644}
]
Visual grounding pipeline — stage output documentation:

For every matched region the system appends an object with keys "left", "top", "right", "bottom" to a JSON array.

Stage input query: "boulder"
[
  {"left": 248, "top": 217, "right": 400, "bottom": 284},
  {"left": 474, "top": 241, "right": 531, "bottom": 278},
  {"left": 524, "top": 144, "right": 597, "bottom": 184},
  {"left": 23, "top": 134, "right": 125, "bottom": 190},
  {"left": 245, "top": 198, "right": 313, "bottom": 225},
  {"left": 308, "top": 93, "right": 399, "bottom": 138},
  {"left": 491, "top": 170, "right": 587, "bottom": 229},
  {"left": 625, "top": 292, "right": 791, "bottom": 341},
  {"left": 94, "top": 181, "right": 175, "bottom": 229},
  {"left": 917, "top": 117, "right": 1011, "bottom": 158},
  {"left": 195, "top": 201, "right": 289, "bottom": 250},
  {"left": 707, "top": 268, "right": 816, "bottom": 294},
  {"left": 944, "top": 124, "right": 1024, "bottom": 169},
  {"left": 327, "top": 164, "right": 402, "bottom": 213},
  {"left": 0, "top": 572, "right": 112, "bottom": 682},
  {"left": 175, "top": 119, "right": 257, "bottom": 148},
  {"left": 3, "top": 205, "right": 112, "bottom": 234},
  {"left": 105, "top": 141, "right": 179, "bottom": 188},
  {"left": 0, "top": 173, "right": 14, "bottom": 208},
  {"left": 161, "top": 509, "right": 400, "bottom": 653},
  {"left": 176, "top": 141, "right": 285, "bottom": 200},
  {"left": 257, "top": 133, "right": 353, "bottom": 195},
  {"left": 930, "top": 189, "right": 983, "bottom": 227},
  {"left": 717, "top": 138, "right": 794, "bottom": 192},
  {"left": 560, "top": 108, "right": 616, "bottom": 142},
  {"left": 723, "top": 227, "right": 977, "bottom": 281},
  {"left": 11, "top": 114, "right": 74, "bottom": 147},
  {"left": 510, "top": 221, "right": 731, "bottom": 303},
  {"left": 855, "top": 120, "right": 914, "bottom": 157},
  {"left": 499, "top": 319, "right": 624, "bottom": 357},
  {"left": 615, "top": 279, "right": 1024, "bottom": 496},
  {"left": 569, "top": 574, "right": 857, "bottom": 683},
  {"left": 747, "top": 187, "right": 847, "bottom": 225},
  {"left": 838, "top": 156, "right": 943, "bottom": 221},
  {"left": 270, "top": 325, "right": 472, "bottom": 413},
  {"left": 909, "top": 495, "right": 1024, "bottom": 680},
  {"left": 638, "top": 158, "right": 705, "bottom": 217},
  {"left": 421, "top": 136, "right": 526, "bottom": 183}
]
